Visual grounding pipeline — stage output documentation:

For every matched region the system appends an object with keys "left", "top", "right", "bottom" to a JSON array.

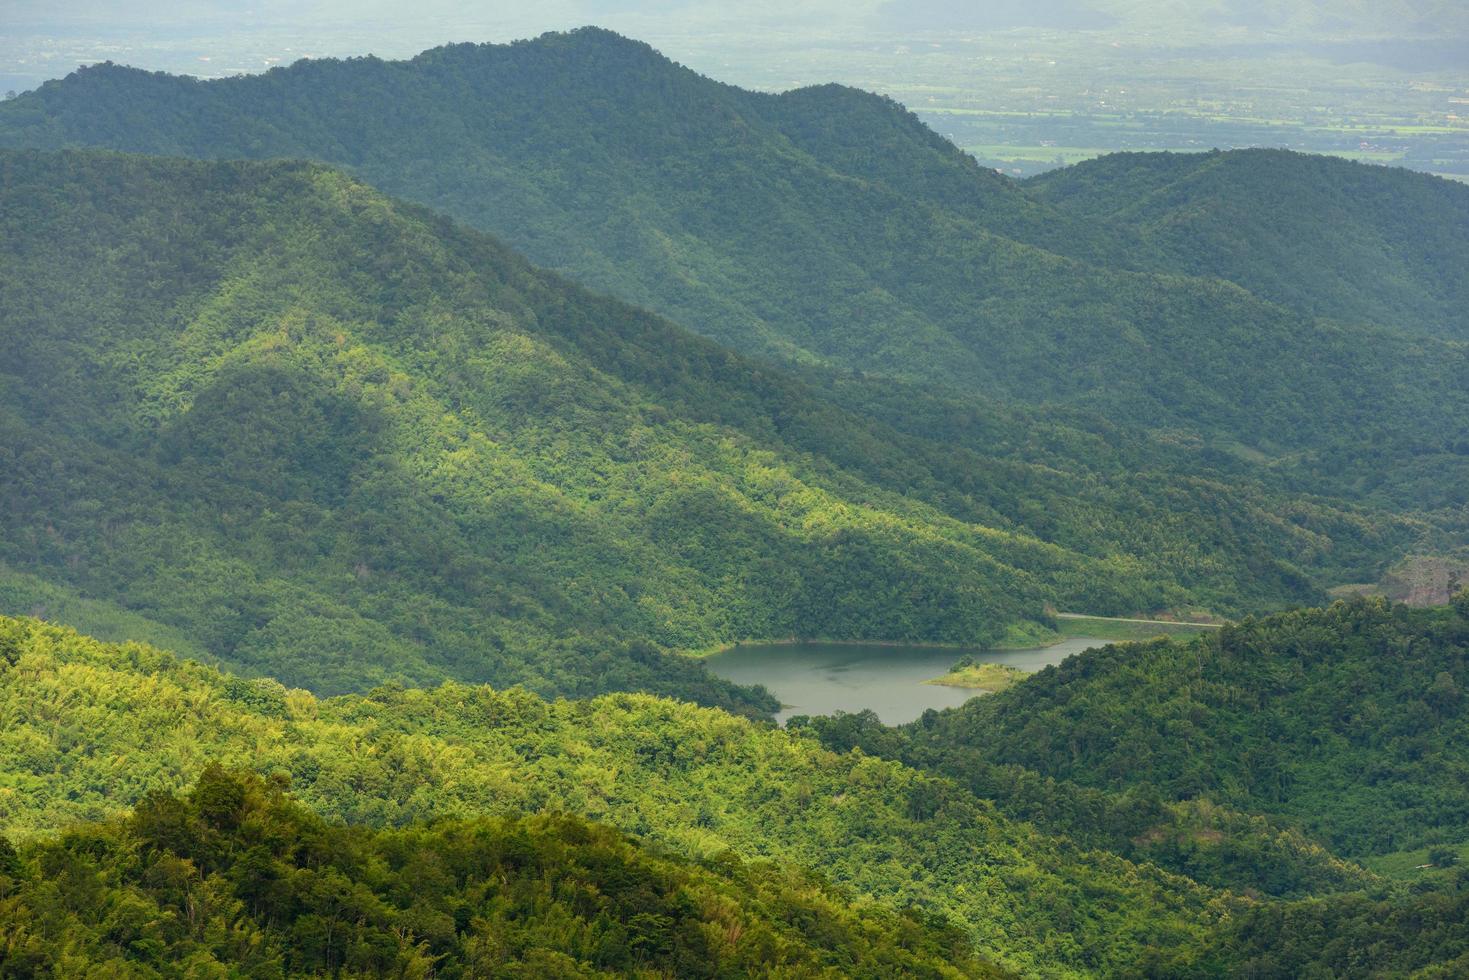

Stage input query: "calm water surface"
[{"left": 707, "top": 637, "right": 1104, "bottom": 724}]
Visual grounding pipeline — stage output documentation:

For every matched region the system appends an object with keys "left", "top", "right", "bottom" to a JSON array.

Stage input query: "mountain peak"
[{"left": 410, "top": 25, "right": 681, "bottom": 73}]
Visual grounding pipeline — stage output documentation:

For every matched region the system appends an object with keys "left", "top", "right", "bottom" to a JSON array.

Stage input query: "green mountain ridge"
[
  {"left": 5, "top": 28, "right": 1468, "bottom": 488},
  {"left": 1029, "top": 148, "right": 1469, "bottom": 340},
  {"left": 2, "top": 148, "right": 1428, "bottom": 705}
]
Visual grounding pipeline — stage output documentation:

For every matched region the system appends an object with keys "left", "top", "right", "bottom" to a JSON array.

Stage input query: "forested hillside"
[
  {"left": 2, "top": 149, "right": 1431, "bottom": 704},
  {"left": 11, "top": 608, "right": 1469, "bottom": 976},
  {"left": 810, "top": 597, "right": 1469, "bottom": 860},
  {"left": 5, "top": 28, "right": 1469, "bottom": 492},
  {"left": 5, "top": 18, "right": 1469, "bottom": 979},
  {"left": 1029, "top": 148, "right": 1469, "bottom": 340},
  {"left": 0, "top": 767, "right": 996, "bottom": 977},
  {"left": 0, "top": 615, "right": 1223, "bottom": 976}
]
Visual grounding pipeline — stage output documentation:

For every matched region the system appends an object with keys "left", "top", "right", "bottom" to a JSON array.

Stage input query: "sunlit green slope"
[
  {"left": 1, "top": 149, "right": 1425, "bottom": 702},
  {"left": 0, "top": 149, "right": 1062, "bottom": 704},
  {"left": 0, "top": 766, "right": 999, "bottom": 978},
  {"left": 0, "top": 615, "right": 1222, "bottom": 976}
]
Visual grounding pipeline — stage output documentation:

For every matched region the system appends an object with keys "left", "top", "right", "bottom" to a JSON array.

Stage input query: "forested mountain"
[
  {"left": 6, "top": 20, "right": 1469, "bottom": 980},
  {"left": 1029, "top": 148, "right": 1469, "bottom": 340},
  {"left": 794, "top": 597, "right": 1469, "bottom": 974},
  {"left": 0, "top": 148, "right": 1050, "bottom": 704},
  {"left": 0, "top": 614, "right": 1222, "bottom": 976},
  {"left": 5, "top": 28, "right": 1469, "bottom": 491},
  {"left": 3, "top": 148, "right": 1433, "bottom": 704},
  {"left": 11, "top": 607, "right": 1469, "bottom": 977},
  {"left": 807, "top": 597, "right": 1469, "bottom": 861},
  {"left": 0, "top": 767, "right": 996, "bottom": 977}
]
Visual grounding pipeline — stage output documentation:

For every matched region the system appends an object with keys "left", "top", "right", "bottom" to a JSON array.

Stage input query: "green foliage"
[
  {"left": 0, "top": 562, "right": 212, "bottom": 663},
  {"left": 1429, "top": 846, "right": 1460, "bottom": 869},
  {"left": 0, "top": 767, "right": 998, "bottom": 978},
  {"left": 0, "top": 147, "right": 1072, "bottom": 706},
  {"left": 0, "top": 147, "right": 1420, "bottom": 706},
  {"left": 1029, "top": 148, "right": 1469, "bottom": 341},
  {"left": 1165, "top": 872, "right": 1469, "bottom": 978},
  {"left": 794, "top": 709, "right": 1374, "bottom": 899},
  {"left": 870, "top": 598, "right": 1469, "bottom": 858},
  {"left": 4, "top": 29, "right": 1468, "bottom": 508},
  {"left": 0, "top": 615, "right": 1224, "bottom": 976}
]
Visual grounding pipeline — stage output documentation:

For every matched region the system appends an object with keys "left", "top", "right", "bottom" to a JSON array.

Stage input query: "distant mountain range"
[{"left": 4, "top": 27, "right": 1466, "bottom": 492}]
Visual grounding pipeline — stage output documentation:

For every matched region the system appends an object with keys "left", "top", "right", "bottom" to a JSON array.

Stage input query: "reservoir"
[{"left": 706, "top": 636, "right": 1106, "bottom": 724}]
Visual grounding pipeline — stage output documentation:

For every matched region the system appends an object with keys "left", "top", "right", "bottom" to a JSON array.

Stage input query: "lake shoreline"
[
  {"left": 686, "top": 613, "right": 1221, "bottom": 660},
  {"left": 702, "top": 636, "right": 1116, "bottom": 725},
  {"left": 686, "top": 633, "right": 1063, "bottom": 660}
]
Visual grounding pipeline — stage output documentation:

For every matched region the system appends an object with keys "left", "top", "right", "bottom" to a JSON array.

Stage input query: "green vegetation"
[
  {"left": 3, "top": 26, "right": 1469, "bottom": 973},
  {"left": 4, "top": 29, "right": 1469, "bottom": 512},
  {"left": 1169, "top": 874, "right": 1469, "bottom": 978},
  {"left": 0, "top": 148, "right": 1431, "bottom": 707},
  {"left": 802, "top": 598, "right": 1469, "bottom": 901},
  {"left": 1362, "top": 841, "right": 1469, "bottom": 881},
  {"left": 0, "top": 766, "right": 996, "bottom": 978},
  {"left": 925, "top": 658, "right": 1027, "bottom": 692},
  {"left": 0, "top": 562, "right": 213, "bottom": 664},
  {"left": 16, "top": 608, "right": 1469, "bottom": 975},
  {"left": 1054, "top": 614, "right": 1220, "bottom": 643},
  {"left": 0, "top": 614, "right": 1224, "bottom": 976},
  {"left": 0, "top": 147, "right": 1073, "bottom": 707},
  {"left": 910, "top": 598, "right": 1469, "bottom": 858},
  {"left": 1029, "top": 148, "right": 1469, "bottom": 340},
  {"left": 796, "top": 707, "right": 1376, "bottom": 900}
]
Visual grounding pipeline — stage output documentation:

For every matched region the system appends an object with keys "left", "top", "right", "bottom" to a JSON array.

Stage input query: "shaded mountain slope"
[
  {"left": 1029, "top": 148, "right": 1469, "bottom": 339},
  {"left": 4, "top": 29, "right": 1468, "bottom": 475},
  {"left": 0, "top": 149, "right": 1436, "bottom": 699}
]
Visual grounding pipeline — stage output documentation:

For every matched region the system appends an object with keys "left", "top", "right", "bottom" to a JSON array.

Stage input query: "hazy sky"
[
  {"left": 5, "top": 1, "right": 1465, "bottom": 43},
  {"left": 3, "top": 2, "right": 1465, "bottom": 179},
  {"left": 3, "top": 2, "right": 1465, "bottom": 114}
]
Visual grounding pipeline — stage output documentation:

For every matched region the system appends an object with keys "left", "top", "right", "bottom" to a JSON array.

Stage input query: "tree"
[{"left": 1428, "top": 846, "right": 1459, "bottom": 868}]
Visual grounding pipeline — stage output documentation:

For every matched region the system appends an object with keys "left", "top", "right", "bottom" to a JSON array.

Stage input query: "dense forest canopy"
[
  {"left": 2, "top": 22, "right": 1469, "bottom": 977},
  {"left": 806, "top": 597, "right": 1469, "bottom": 859},
  {"left": 1028, "top": 149, "right": 1469, "bottom": 340},
  {"left": 0, "top": 614, "right": 1222, "bottom": 976},
  {"left": 795, "top": 597, "right": 1469, "bottom": 976},
  {"left": 0, "top": 766, "right": 998, "bottom": 978},
  {"left": 3, "top": 28, "right": 1469, "bottom": 513},
  {"left": 1, "top": 148, "right": 1433, "bottom": 707},
  {"left": 8, "top": 608, "right": 1469, "bottom": 976}
]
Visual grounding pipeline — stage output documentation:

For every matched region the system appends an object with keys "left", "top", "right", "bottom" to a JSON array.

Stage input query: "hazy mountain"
[
  {"left": 1029, "top": 149, "right": 1469, "bottom": 340},
  {"left": 4, "top": 28, "right": 1468, "bottom": 494}
]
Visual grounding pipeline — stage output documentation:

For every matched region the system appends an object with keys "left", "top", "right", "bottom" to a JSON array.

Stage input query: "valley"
[
  {"left": 1, "top": 16, "right": 1468, "bottom": 977},
  {"left": 704, "top": 637, "right": 1096, "bottom": 723}
]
